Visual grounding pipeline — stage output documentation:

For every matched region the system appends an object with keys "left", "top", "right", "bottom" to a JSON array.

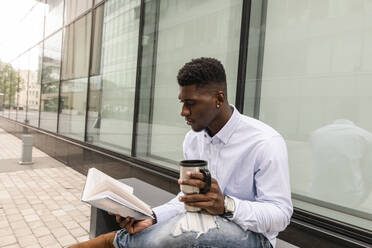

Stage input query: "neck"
[{"left": 207, "top": 104, "right": 233, "bottom": 137}]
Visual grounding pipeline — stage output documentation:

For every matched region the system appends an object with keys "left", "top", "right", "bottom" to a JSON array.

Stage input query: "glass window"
[
  {"left": 65, "top": 0, "right": 93, "bottom": 24},
  {"left": 18, "top": 1, "right": 45, "bottom": 53},
  {"left": 62, "top": 13, "right": 92, "bottom": 80},
  {"left": 9, "top": 60, "right": 20, "bottom": 120},
  {"left": 58, "top": 78, "right": 88, "bottom": 140},
  {"left": 1, "top": 62, "right": 17, "bottom": 119},
  {"left": 0, "top": 62, "right": 4, "bottom": 116},
  {"left": 45, "top": 0, "right": 64, "bottom": 37},
  {"left": 86, "top": 0, "right": 139, "bottom": 154},
  {"left": 27, "top": 45, "right": 43, "bottom": 127},
  {"left": 17, "top": 53, "right": 30, "bottom": 123},
  {"left": 59, "top": 13, "right": 91, "bottom": 140},
  {"left": 136, "top": 0, "right": 243, "bottom": 169},
  {"left": 257, "top": 0, "right": 372, "bottom": 230},
  {"left": 40, "top": 31, "right": 63, "bottom": 132}
]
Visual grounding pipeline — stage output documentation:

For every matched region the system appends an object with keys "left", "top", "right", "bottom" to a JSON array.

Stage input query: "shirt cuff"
[{"left": 152, "top": 205, "right": 172, "bottom": 223}]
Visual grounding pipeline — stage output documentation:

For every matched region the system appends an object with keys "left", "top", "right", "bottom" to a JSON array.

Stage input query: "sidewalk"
[{"left": 0, "top": 128, "right": 90, "bottom": 247}]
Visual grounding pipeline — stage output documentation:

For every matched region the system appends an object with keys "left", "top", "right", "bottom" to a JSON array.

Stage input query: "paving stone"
[
  {"left": 32, "top": 226, "right": 50, "bottom": 238},
  {"left": 38, "top": 234, "right": 57, "bottom": 248},
  {"left": 0, "top": 234, "right": 17, "bottom": 246},
  {"left": 14, "top": 227, "right": 32, "bottom": 238},
  {"left": 0, "top": 227, "right": 13, "bottom": 237},
  {"left": 69, "top": 226, "right": 87, "bottom": 238},
  {"left": 17, "top": 234, "right": 38, "bottom": 247},
  {"left": 76, "top": 235, "right": 89, "bottom": 243},
  {"left": 56, "top": 234, "right": 76, "bottom": 247}
]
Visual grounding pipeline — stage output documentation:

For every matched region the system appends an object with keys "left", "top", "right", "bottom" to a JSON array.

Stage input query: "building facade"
[{"left": 0, "top": 0, "right": 371, "bottom": 247}]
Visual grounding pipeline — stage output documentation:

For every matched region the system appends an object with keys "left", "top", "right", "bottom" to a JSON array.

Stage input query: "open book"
[{"left": 81, "top": 168, "right": 154, "bottom": 220}]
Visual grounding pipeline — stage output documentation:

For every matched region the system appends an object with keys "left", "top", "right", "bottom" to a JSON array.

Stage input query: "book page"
[{"left": 81, "top": 168, "right": 154, "bottom": 218}]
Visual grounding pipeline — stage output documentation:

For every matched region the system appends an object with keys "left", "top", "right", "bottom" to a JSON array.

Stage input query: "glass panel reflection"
[
  {"left": 136, "top": 0, "right": 243, "bottom": 169},
  {"left": 27, "top": 45, "right": 43, "bottom": 127},
  {"left": 59, "top": 78, "right": 88, "bottom": 140},
  {"left": 259, "top": 0, "right": 372, "bottom": 230},
  {"left": 64, "top": 0, "right": 93, "bottom": 24},
  {"left": 40, "top": 31, "right": 62, "bottom": 132},
  {"left": 17, "top": 53, "right": 29, "bottom": 123},
  {"left": 86, "top": 0, "right": 139, "bottom": 154},
  {"left": 45, "top": 0, "right": 64, "bottom": 37},
  {"left": 62, "top": 13, "right": 92, "bottom": 80}
]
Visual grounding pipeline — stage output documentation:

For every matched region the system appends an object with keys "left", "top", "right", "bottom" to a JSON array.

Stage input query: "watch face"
[{"left": 224, "top": 196, "right": 235, "bottom": 214}]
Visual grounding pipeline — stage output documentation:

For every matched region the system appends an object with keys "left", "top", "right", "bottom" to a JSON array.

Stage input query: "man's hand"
[
  {"left": 115, "top": 216, "right": 153, "bottom": 234},
  {"left": 178, "top": 171, "right": 225, "bottom": 215}
]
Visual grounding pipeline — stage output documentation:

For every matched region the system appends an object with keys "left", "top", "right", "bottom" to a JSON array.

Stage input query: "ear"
[{"left": 216, "top": 90, "right": 225, "bottom": 105}]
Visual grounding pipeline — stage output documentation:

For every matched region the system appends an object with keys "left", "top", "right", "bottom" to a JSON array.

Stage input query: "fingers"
[
  {"left": 179, "top": 172, "right": 217, "bottom": 183},
  {"left": 179, "top": 178, "right": 206, "bottom": 189},
  {"left": 125, "top": 218, "right": 136, "bottom": 233},
  {"left": 180, "top": 191, "right": 220, "bottom": 203},
  {"left": 116, "top": 216, "right": 133, "bottom": 229}
]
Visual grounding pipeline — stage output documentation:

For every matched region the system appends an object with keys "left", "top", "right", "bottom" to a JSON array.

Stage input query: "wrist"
[{"left": 222, "top": 195, "right": 235, "bottom": 218}]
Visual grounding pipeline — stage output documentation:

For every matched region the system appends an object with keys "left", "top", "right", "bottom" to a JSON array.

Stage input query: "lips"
[{"left": 186, "top": 119, "right": 193, "bottom": 125}]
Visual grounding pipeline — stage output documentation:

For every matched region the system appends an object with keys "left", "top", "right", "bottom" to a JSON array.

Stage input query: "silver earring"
[{"left": 217, "top": 104, "right": 220, "bottom": 109}]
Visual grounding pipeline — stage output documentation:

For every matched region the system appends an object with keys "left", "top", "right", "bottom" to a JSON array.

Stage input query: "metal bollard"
[{"left": 19, "top": 135, "right": 34, "bottom": 165}]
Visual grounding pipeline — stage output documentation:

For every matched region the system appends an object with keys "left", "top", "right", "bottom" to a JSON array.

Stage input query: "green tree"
[{"left": 0, "top": 60, "right": 24, "bottom": 107}]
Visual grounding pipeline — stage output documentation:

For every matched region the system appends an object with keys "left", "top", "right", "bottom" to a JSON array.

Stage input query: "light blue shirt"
[{"left": 153, "top": 105, "right": 293, "bottom": 247}]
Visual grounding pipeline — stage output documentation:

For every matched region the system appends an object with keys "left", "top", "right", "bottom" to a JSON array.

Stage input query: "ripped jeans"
[{"left": 113, "top": 212, "right": 272, "bottom": 248}]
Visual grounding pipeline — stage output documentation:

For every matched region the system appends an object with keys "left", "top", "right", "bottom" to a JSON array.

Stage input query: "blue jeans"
[{"left": 114, "top": 212, "right": 272, "bottom": 248}]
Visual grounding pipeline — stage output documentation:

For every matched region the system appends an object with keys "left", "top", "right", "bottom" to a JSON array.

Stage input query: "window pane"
[
  {"left": 0, "top": 62, "right": 4, "bottom": 115},
  {"left": 17, "top": 53, "right": 30, "bottom": 123},
  {"left": 59, "top": 78, "right": 88, "bottom": 140},
  {"left": 86, "top": 0, "right": 139, "bottom": 154},
  {"left": 27, "top": 45, "right": 43, "bottom": 127},
  {"left": 136, "top": 0, "right": 243, "bottom": 169},
  {"left": 45, "top": 0, "right": 64, "bottom": 37},
  {"left": 9, "top": 60, "right": 19, "bottom": 120},
  {"left": 42, "top": 31, "right": 63, "bottom": 83},
  {"left": 18, "top": 1, "right": 44, "bottom": 53},
  {"left": 62, "top": 13, "right": 92, "bottom": 80},
  {"left": 65, "top": 0, "right": 93, "bottom": 24},
  {"left": 40, "top": 31, "right": 63, "bottom": 132},
  {"left": 90, "top": 4, "right": 104, "bottom": 76},
  {"left": 259, "top": 0, "right": 372, "bottom": 230}
]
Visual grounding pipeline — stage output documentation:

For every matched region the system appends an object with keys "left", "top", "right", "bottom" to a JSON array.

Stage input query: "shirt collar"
[{"left": 204, "top": 104, "right": 240, "bottom": 145}]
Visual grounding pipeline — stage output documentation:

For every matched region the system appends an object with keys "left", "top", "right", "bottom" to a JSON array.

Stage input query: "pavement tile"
[
  {"left": 32, "top": 226, "right": 50, "bottom": 238},
  {"left": 0, "top": 234, "right": 17, "bottom": 246},
  {"left": 14, "top": 227, "right": 32, "bottom": 238},
  {"left": 27, "top": 221, "right": 44, "bottom": 230},
  {"left": 69, "top": 226, "right": 87, "bottom": 238},
  {"left": 7, "top": 214, "right": 24, "bottom": 222},
  {"left": 38, "top": 234, "right": 57, "bottom": 248},
  {"left": 0, "top": 227, "right": 13, "bottom": 237},
  {"left": 3, "top": 244, "right": 21, "bottom": 248},
  {"left": 56, "top": 234, "right": 76, "bottom": 247},
  {"left": 17, "top": 234, "right": 38, "bottom": 247},
  {"left": 50, "top": 227, "right": 69, "bottom": 237},
  {"left": 24, "top": 214, "right": 40, "bottom": 222},
  {"left": 76, "top": 235, "right": 89, "bottom": 243}
]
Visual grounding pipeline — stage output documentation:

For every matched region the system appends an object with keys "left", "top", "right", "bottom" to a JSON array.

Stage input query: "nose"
[{"left": 181, "top": 104, "right": 190, "bottom": 117}]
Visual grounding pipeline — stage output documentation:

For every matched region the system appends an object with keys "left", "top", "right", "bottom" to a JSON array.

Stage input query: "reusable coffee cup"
[{"left": 179, "top": 160, "right": 210, "bottom": 212}]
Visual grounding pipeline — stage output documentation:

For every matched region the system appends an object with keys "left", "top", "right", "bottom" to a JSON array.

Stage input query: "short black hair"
[{"left": 177, "top": 57, "right": 226, "bottom": 87}]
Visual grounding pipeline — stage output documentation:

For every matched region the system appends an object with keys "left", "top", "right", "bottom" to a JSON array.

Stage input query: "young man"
[{"left": 71, "top": 57, "right": 292, "bottom": 248}]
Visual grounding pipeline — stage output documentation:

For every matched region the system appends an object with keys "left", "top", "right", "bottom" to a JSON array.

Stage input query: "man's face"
[{"left": 178, "top": 84, "right": 218, "bottom": 132}]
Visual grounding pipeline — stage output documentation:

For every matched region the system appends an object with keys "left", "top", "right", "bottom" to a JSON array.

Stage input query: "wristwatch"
[{"left": 223, "top": 195, "right": 235, "bottom": 218}]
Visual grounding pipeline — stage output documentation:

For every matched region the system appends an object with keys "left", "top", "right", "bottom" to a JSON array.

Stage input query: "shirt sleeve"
[
  {"left": 229, "top": 136, "right": 293, "bottom": 233},
  {"left": 152, "top": 132, "right": 193, "bottom": 223},
  {"left": 152, "top": 192, "right": 184, "bottom": 223}
]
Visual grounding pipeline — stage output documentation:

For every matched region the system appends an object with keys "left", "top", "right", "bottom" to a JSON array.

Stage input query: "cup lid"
[{"left": 179, "top": 160, "right": 207, "bottom": 167}]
